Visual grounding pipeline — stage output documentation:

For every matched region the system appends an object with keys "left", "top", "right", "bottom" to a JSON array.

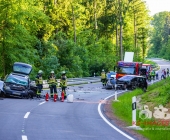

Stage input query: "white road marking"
[
  {"left": 24, "top": 112, "right": 30, "bottom": 119},
  {"left": 39, "top": 101, "right": 46, "bottom": 106},
  {"left": 22, "top": 135, "right": 28, "bottom": 140},
  {"left": 158, "top": 65, "right": 170, "bottom": 66},
  {"left": 98, "top": 91, "right": 135, "bottom": 140}
]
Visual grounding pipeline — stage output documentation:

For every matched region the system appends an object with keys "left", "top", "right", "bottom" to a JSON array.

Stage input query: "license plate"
[{"left": 14, "top": 92, "right": 21, "bottom": 95}]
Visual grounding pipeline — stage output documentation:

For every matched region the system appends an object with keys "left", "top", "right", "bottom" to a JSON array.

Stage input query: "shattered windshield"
[{"left": 5, "top": 74, "right": 28, "bottom": 86}]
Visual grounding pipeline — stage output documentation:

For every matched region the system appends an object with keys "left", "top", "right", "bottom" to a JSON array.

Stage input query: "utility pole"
[
  {"left": 134, "top": 12, "right": 138, "bottom": 59},
  {"left": 141, "top": 28, "right": 145, "bottom": 62},
  {"left": 94, "top": 0, "right": 97, "bottom": 30},
  {"left": 71, "top": 4, "right": 76, "bottom": 43}
]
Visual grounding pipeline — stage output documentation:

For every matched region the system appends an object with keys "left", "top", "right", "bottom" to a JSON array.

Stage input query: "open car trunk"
[{"left": 13, "top": 62, "right": 32, "bottom": 75}]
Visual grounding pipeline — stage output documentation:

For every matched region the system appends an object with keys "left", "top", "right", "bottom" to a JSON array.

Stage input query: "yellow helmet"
[
  {"left": 51, "top": 70, "right": 54, "bottom": 74},
  {"left": 38, "top": 70, "right": 43, "bottom": 73},
  {"left": 62, "top": 71, "right": 66, "bottom": 74}
]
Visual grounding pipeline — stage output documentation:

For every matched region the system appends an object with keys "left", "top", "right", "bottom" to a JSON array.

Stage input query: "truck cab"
[{"left": 115, "top": 61, "right": 142, "bottom": 79}]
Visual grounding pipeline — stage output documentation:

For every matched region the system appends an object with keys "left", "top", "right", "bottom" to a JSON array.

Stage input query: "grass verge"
[{"left": 112, "top": 77, "right": 170, "bottom": 140}]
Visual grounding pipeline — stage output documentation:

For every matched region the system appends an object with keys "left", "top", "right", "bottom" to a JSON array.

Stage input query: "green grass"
[{"left": 112, "top": 78, "right": 170, "bottom": 140}]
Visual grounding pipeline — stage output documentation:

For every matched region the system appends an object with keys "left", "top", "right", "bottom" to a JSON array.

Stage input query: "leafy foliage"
[
  {"left": 148, "top": 11, "right": 170, "bottom": 59},
  {"left": 0, "top": 0, "right": 151, "bottom": 79}
]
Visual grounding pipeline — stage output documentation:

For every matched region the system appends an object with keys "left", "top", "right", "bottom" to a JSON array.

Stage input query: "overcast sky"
[{"left": 145, "top": 0, "right": 170, "bottom": 15}]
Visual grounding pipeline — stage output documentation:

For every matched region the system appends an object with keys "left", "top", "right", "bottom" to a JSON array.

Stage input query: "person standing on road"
[
  {"left": 35, "top": 70, "right": 43, "bottom": 98},
  {"left": 167, "top": 68, "right": 169, "bottom": 77},
  {"left": 161, "top": 69, "right": 165, "bottom": 79},
  {"left": 164, "top": 69, "right": 166, "bottom": 79},
  {"left": 60, "top": 71, "right": 67, "bottom": 99},
  {"left": 101, "top": 69, "right": 106, "bottom": 86},
  {"left": 155, "top": 71, "right": 159, "bottom": 79},
  {"left": 48, "top": 71, "right": 58, "bottom": 98}
]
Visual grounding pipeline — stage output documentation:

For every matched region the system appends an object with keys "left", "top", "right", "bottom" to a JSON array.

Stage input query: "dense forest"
[
  {"left": 148, "top": 11, "right": 170, "bottom": 60},
  {"left": 0, "top": 0, "right": 152, "bottom": 79}
]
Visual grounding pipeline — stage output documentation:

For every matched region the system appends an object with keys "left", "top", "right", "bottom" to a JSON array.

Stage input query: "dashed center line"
[
  {"left": 24, "top": 112, "right": 30, "bottom": 119},
  {"left": 39, "top": 101, "right": 46, "bottom": 106}
]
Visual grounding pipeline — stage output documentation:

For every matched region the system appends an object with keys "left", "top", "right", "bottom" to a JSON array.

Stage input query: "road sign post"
[
  {"left": 114, "top": 84, "right": 119, "bottom": 102},
  {"left": 127, "top": 96, "right": 143, "bottom": 130}
]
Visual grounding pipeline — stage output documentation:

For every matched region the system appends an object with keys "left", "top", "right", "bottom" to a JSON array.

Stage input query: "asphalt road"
[{"left": 0, "top": 58, "right": 169, "bottom": 140}]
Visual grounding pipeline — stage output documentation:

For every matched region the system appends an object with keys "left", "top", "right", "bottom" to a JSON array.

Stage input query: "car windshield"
[
  {"left": 119, "top": 75, "right": 134, "bottom": 81},
  {"left": 118, "top": 67, "right": 135, "bottom": 74},
  {"left": 5, "top": 74, "right": 28, "bottom": 86}
]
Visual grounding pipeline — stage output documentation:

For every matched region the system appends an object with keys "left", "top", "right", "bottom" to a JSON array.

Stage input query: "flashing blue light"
[{"left": 118, "top": 62, "right": 136, "bottom": 67}]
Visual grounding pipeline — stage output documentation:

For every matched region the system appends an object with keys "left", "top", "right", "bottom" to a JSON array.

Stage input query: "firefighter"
[
  {"left": 35, "top": 70, "right": 43, "bottom": 98},
  {"left": 48, "top": 71, "right": 58, "bottom": 98},
  {"left": 151, "top": 70, "right": 155, "bottom": 80},
  {"left": 60, "top": 71, "right": 67, "bottom": 99},
  {"left": 101, "top": 69, "right": 106, "bottom": 86}
]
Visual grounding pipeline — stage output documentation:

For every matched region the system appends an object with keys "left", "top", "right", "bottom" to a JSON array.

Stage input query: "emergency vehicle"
[
  {"left": 142, "top": 64, "right": 152, "bottom": 72},
  {"left": 141, "top": 64, "right": 152, "bottom": 79},
  {"left": 115, "top": 61, "right": 142, "bottom": 79}
]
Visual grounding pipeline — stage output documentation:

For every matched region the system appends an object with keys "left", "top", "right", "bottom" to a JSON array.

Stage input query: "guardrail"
[{"left": 32, "top": 76, "right": 101, "bottom": 89}]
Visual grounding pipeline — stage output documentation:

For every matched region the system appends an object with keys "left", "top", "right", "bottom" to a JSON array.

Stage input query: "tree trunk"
[{"left": 72, "top": 5, "right": 76, "bottom": 43}]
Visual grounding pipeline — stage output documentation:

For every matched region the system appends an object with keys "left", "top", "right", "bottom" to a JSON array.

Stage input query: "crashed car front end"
[
  {"left": 3, "top": 82, "right": 28, "bottom": 97},
  {"left": 3, "top": 73, "right": 29, "bottom": 97}
]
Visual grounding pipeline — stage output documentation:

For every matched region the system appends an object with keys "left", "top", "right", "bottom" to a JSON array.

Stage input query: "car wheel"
[
  {"left": 123, "top": 84, "right": 127, "bottom": 90},
  {"left": 0, "top": 91, "right": 6, "bottom": 98},
  {"left": 143, "top": 87, "right": 147, "bottom": 92},
  {"left": 27, "top": 90, "right": 34, "bottom": 99},
  {"left": 27, "top": 93, "right": 31, "bottom": 99},
  {"left": 20, "top": 95, "right": 24, "bottom": 99}
]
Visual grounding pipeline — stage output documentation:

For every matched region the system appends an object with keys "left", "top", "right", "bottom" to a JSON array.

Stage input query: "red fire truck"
[{"left": 115, "top": 61, "right": 143, "bottom": 79}]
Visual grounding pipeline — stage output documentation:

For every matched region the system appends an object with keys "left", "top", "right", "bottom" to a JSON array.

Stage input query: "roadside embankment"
[{"left": 111, "top": 77, "right": 170, "bottom": 140}]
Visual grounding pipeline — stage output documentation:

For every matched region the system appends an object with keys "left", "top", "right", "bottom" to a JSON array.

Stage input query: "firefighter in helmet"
[
  {"left": 101, "top": 69, "right": 106, "bottom": 86},
  {"left": 35, "top": 70, "right": 43, "bottom": 98},
  {"left": 48, "top": 70, "right": 58, "bottom": 98},
  {"left": 60, "top": 71, "right": 67, "bottom": 99}
]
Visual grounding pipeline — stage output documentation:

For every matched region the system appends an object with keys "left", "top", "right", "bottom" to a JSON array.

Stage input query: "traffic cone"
[
  {"left": 45, "top": 93, "right": 49, "bottom": 101},
  {"left": 61, "top": 91, "right": 64, "bottom": 102},
  {"left": 54, "top": 93, "right": 57, "bottom": 102}
]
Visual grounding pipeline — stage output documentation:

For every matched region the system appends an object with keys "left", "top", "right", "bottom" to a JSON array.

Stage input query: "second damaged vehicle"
[
  {"left": 3, "top": 62, "right": 37, "bottom": 98},
  {"left": 116, "top": 75, "right": 148, "bottom": 91},
  {"left": 105, "top": 71, "right": 116, "bottom": 89}
]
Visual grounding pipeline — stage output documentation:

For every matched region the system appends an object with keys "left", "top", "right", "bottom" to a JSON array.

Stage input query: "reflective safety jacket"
[
  {"left": 151, "top": 71, "right": 155, "bottom": 76},
  {"left": 101, "top": 72, "right": 106, "bottom": 79},
  {"left": 35, "top": 75, "right": 43, "bottom": 85},
  {"left": 48, "top": 75, "right": 57, "bottom": 85},
  {"left": 60, "top": 76, "right": 67, "bottom": 87}
]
